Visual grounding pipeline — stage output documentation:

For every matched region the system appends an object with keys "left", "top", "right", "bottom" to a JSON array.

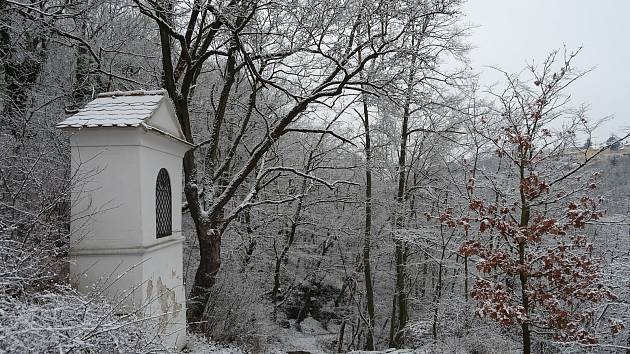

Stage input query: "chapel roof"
[
  {"left": 56, "top": 90, "right": 191, "bottom": 146},
  {"left": 57, "top": 90, "right": 169, "bottom": 128}
]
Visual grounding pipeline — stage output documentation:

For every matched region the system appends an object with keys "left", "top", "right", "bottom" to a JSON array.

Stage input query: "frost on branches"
[{"left": 428, "top": 50, "right": 626, "bottom": 350}]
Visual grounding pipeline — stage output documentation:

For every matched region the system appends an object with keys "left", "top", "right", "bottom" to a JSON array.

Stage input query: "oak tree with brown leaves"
[{"left": 430, "top": 50, "right": 627, "bottom": 354}]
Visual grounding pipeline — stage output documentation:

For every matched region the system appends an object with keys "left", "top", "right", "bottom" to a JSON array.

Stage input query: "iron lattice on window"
[{"left": 156, "top": 168, "right": 172, "bottom": 238}]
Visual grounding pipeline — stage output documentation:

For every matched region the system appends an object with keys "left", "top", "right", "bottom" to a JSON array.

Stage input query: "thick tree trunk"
[
  {"left": 183, "top": 100, "right": 314, "bottom": 325},
  {"left": 183, "top": 42, "right": 238, "bottom": 328},
  {"left": 187, "top": 222, "right": 222, "bottom": 330}
]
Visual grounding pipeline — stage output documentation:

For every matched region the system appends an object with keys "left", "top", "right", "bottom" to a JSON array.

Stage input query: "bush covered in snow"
[
  {"left": 0, "top": 284, "right": 163, "bottom": 353},
  {"left": 0, "top": 228, "right": 167, "bottom": 353}
]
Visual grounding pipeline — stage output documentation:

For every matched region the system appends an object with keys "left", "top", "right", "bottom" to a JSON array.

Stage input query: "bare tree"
[{"left": 130, "top": 0, "right": 467, "bottom": 327}]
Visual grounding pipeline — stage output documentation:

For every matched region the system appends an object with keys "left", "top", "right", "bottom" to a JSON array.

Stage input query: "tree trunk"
[
  {"left": 518, "top": 236, "right": 531, "bottom": 354},
  {"left": 240, "top": 208, "right": 256, "bottom": 272},
  {"left": 272, "top": 209, "right": 301, "bottom": 299},
  {"left": 464, "top": 255, "right": 469, "bottom": 302},
  {"left": 388, "top": 291, "right": 398, "bottom": 346},
  {"left": 361, "top": 93, "right": 376, "bottom": 351},
  {"left": 432, "top": 225, "right": 446, "bottom": 339},
  {"left": 519, "top": 273, "right": 531, "bottom": 354},
  {"left": 393, "top": 242, "right": 408, "bottom": 345},
  {"left": 391, "top": 55, "right": 415, "bottom": 346},
  {"left": 184, "top": 42, "right": 238, "bottom": 327},
  {"left": 187, "top": 222, "right": 222, "bottom": 331},
  {"left": 271, "top": 139, "right": 324, "bottom": 297},
  {"left": 337, "top": 320, "right": 347, "bottom": 353},
  {"left": 420, "top": 252, "right": 428, "bottom": 298},
  {"left": 519, "top": 163, "right": 531, "bottom": 354}
]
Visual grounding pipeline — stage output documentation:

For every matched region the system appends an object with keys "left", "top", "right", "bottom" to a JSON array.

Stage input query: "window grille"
[{"left": 156, "top": 168, "right": 172, "bottom": 238}]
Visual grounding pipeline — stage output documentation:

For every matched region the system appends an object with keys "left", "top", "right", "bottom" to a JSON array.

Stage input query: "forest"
[{"left": 1, "top": 0, "right": 629, "bottom": 353}]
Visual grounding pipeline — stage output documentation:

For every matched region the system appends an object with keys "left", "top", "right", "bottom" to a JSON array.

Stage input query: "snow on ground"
[
  {"left": 185, "top": 334, "right": 246, "bottom": 354},
  {"left": 275, "top": 317, "right": 338, "bottom": 353},
  {"left": 184, "top": 316, "right": 338, "bottom": 353}
]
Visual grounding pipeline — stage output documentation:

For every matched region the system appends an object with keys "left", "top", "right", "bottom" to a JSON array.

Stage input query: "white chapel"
[{"left": 57, "top": 90, "right": 190, "bottom": 349}]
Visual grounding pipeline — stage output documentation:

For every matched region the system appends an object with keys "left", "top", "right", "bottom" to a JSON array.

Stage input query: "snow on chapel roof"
[
  {"left": 57, "top": 89, "right": 191, "bottom": 146},
  {"left": 57, "top": 90, "right": 170, "bottom": 128}
]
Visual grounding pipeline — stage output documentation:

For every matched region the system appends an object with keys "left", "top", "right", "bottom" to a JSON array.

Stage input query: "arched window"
[{"left": 156, "top": 168, "right": 172, "bottom": 238}]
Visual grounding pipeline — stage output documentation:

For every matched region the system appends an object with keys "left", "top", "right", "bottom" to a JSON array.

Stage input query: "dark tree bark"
[
  {"left": 272, "top": 193, "right": 304, "bottom": 298},
  {"left": 518, "top": 163, "right": 532, "bottom": 354},
  {"left": 360, "top": 90, "right": 376, "bottom": 351},
  {"left": 390, "top": 50, "right": 417, "bottom": 348}
]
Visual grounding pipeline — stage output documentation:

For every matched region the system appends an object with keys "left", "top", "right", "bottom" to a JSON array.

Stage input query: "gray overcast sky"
[{"left": 463, "top": 0, "right": 630, "bottom": 142}]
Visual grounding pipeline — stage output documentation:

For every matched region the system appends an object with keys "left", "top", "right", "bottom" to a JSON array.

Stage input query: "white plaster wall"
[
  {"left": 142, "top": 239, "right": 187, "bottom": 349},
  {"left": 138, "top": 130, "right": 188, "bottom": 349},
  {"left": 69, "top": 238, "right": 186, "bottom": 349},
  {"left": 69, "top": 129, "right": 143, "bottom": 250},
  {"left": 70, "top": 251, "right": 145, "bottom": 309},
  {"left": 68, "top": 126, "right": 188, "bottom": 350}
]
